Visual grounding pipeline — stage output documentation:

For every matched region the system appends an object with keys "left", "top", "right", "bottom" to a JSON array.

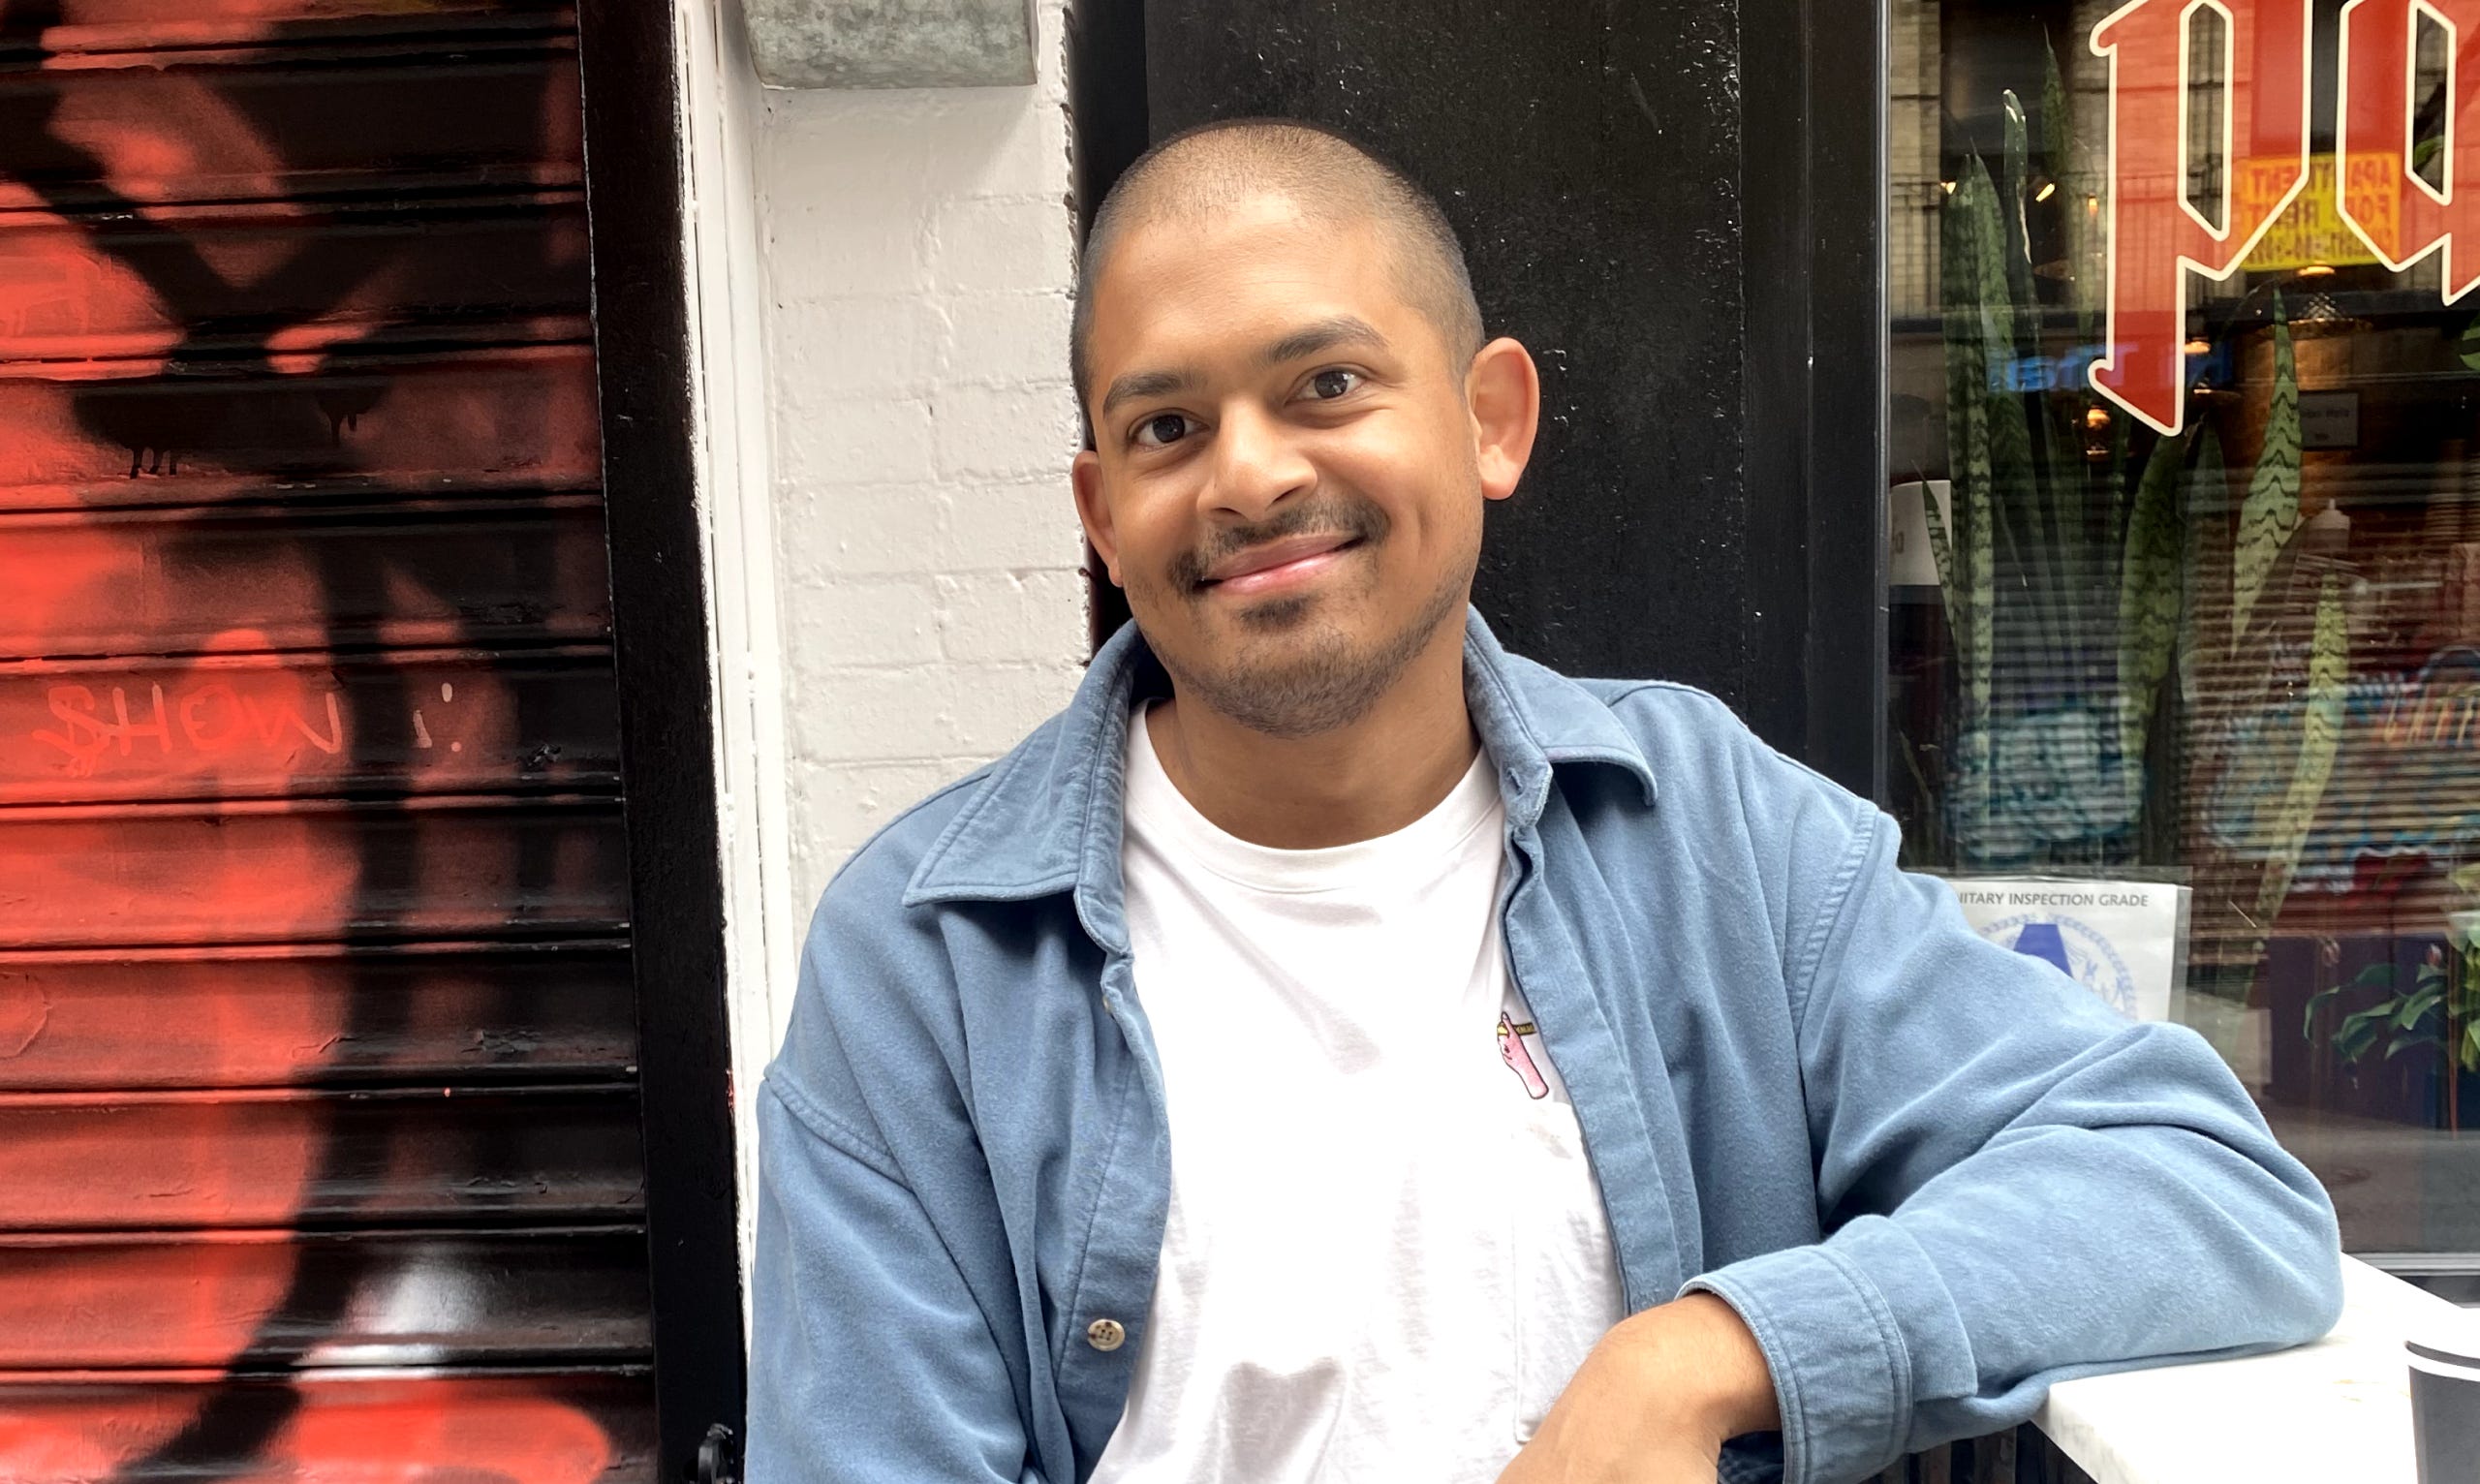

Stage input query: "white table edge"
[{"left": 2030, "top": 1255, "right": 2459, "bottom": 1484}]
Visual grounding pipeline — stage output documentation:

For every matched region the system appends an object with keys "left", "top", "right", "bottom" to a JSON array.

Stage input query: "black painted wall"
[
  {"left": 1100, "top": 0, "right": 1886, "bottom": 790},
  {"left": 1133, "top": 0, "right": 1745, "bottom": 704}
]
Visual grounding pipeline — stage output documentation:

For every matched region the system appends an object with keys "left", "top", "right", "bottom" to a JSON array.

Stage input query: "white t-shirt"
[{"left": 1089, "top": 704, "right": 1626, "bottom": 1484}]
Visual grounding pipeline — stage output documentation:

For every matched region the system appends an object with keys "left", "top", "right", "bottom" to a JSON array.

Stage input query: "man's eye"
[
  {"left": 1132, "top": 413, "right": 1193, "bottom": 448},
  {"left": 1306, "top": 369, "right": 1360, "bottom": 400}
]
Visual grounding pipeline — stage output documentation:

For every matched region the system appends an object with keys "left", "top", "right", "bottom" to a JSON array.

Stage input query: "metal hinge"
[{"left": 694, "top": 1423, "right": 742, "bottom": 1484}]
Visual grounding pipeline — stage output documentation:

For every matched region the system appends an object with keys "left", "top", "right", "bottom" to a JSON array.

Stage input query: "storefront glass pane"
[{"left": 1889, "top": 0, "right": 2480, "bottom": 1260}]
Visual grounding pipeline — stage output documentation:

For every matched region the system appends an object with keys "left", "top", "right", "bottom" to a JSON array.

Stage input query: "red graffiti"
[
  {"left": 2089, "top": 0, "right": 2313, "bottom": 434},
  {"left": 0, "top": 946, "right": 637, "bottom": 1093},
  {"left": 0, "top": 650, "right": 616, "bottom": 806},
  {"left": 0, "top": 348, "right": 602, "bottom": 506},
  {"left": 33, "top": 681, "right": 345, "bottom": 777},
  {"left": 0, "top": 1380, "right": 631, "bottom": 1484},
  {"left": 0, "top": 2, "right": 641, "bottom": 1476}
]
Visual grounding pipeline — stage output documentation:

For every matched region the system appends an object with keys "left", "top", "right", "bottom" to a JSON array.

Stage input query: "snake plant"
[{"left": 1925, "top": 42, "right": 2314, "bottom": 883}]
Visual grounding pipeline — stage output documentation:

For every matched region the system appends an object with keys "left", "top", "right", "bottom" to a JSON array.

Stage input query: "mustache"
[{"left": 1168, "top": 496, "right": 1391, "bottom": 591}]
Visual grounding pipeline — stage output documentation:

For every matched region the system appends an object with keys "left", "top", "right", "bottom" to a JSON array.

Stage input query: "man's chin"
[
  {"left": 1224, "top": 591, "right": 1320, "bottom": 632},
  {"left": 1150, "top": 598, "right": 1457, "bottom": 739}
]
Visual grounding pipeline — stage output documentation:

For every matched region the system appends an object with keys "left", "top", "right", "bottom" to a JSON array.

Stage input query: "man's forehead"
[
  {"left": 1088, "top": 203, "right": 1410, "bottom": 350},
  {"left": 1104, "top": 191, "right": 1381, "bottom": 278}
]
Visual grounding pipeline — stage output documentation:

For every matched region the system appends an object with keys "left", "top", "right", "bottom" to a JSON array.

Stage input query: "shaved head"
[{"left": 1071, "top": 118, "right": 1484, "bottom": 417}]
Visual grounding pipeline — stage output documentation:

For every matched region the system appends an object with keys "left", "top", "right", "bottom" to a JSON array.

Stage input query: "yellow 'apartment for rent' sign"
[{"left": 2234, "top": 153, "right": 2396, "bottom": 271}]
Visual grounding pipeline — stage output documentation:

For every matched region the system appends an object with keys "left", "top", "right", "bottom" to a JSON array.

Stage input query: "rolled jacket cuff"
[{"left": 1683, "top": 1239, "right": 1914, "bottom": 1484}]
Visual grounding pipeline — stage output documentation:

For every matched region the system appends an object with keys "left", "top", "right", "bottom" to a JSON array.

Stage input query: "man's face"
[{"left": 1071, "top": 194, "right": 1509, "bottom": 738}]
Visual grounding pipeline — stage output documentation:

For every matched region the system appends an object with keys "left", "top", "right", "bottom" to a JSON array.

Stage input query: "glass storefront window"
[{"left": 1890, "top": 0, "right": 2480, "bottom": 1264}]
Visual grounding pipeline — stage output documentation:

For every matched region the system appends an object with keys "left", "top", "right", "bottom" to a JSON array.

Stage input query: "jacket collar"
[{"left": 903, "top": 607, "right": 1658, "bottom": 941}]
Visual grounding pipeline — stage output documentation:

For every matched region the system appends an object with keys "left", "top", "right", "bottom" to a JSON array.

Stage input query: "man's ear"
[
  {"left": 1071, "top": 448, "right": 1123, "bottom": 585},
  {"left": 1466, "top": 336, "right": 1540, "bottom": 503}
]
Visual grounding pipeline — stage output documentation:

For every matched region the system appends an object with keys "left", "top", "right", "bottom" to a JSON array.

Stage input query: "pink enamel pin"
[{"left": 1498, "top": 1010, "right": 1550, "bottom": 1099}]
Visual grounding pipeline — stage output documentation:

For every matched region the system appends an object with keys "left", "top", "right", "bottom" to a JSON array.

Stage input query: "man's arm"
[
  {"left": 1498, "top": 1290, "right": 1777, "bottom": 1484},
  {"left": 747, "top": 882, "right": 1047, "bottom": 1484},
  {"left": 749, "top": 1079, "right": 1046, "bottom": 1484},
  {"left": 1682, "top": 784, "right": 2344, "bottom": 1484}
]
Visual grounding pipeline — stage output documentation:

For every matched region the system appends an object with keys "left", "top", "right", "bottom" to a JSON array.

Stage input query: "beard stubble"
[{"left": 1139, "top": 491, "right": 1476, "bottom": 740}]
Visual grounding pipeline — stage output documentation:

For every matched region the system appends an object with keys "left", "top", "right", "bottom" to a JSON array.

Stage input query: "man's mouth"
[{"left": 1197, "top": 534, "right": 1364, "bottom": 598}]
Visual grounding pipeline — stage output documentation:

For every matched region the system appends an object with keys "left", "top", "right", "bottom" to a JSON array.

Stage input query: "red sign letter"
[
  {"left": 2338, "top": 0, "right": 2480, "bottom": 297},
  {"left": 2091, "top": 0, "right": 2312, "bottom": 434}
]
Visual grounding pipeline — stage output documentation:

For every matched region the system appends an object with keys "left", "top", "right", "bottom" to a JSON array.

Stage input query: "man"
[{"left": 750, "top": 119, "right": 2342, "bottom": 1484}]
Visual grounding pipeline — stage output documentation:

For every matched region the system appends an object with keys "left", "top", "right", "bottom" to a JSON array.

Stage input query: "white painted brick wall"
[{"left": 753, "top": 0, "right": 1090, "bottom": 997}]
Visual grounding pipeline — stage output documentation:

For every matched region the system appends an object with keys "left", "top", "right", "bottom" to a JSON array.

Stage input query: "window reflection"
[{"left": 1890, "top": 0, "right": 2480, "bottom": 1262}]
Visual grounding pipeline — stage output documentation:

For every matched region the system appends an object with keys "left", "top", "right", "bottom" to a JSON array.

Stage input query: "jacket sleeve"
[
  {"left": 746, "top": 895, "right": 1046, "bottom": 1484},
  {"left": 1683, "top": 785, "right": 2344, "bottom": 1484}
]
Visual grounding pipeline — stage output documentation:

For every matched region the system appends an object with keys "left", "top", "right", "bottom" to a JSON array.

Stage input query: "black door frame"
[
  {"left": 1070, "top": 0, "right": 1147, "bottom": 649},
  {"left": 575, "top": 3, "right": 750, "bottom": 1478},
  {"left": 1738, "top": 0, "right": 1891, "bottom": 801}
]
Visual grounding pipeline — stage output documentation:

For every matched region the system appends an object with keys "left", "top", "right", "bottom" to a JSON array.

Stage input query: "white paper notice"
[{"left": 1946, "top": 877, "right": 2191, "bottom": 1022}]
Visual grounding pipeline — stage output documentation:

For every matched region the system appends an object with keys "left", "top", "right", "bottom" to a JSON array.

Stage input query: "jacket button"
[{"left": 1086, "top": 1317, "right": 1126, "bottom": 1352}]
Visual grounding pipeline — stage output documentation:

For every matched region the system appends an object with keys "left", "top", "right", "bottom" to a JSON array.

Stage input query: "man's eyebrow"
[
  {"left": 1258, "top": 315, "right": 1388, "bottom": 368},
  {"left": 1100, "top": 367, "right": 1198, "bottom": 419},
  {"left": 1096, "top": 316, "right": 1388, "bottom": 420}
]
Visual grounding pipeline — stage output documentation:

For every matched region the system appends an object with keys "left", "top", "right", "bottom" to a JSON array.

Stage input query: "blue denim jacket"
[{"left": 751, "top": 610, "right": 2342, "bottom": 1484}]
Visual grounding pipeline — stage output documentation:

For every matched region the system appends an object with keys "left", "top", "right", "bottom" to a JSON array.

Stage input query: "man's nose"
[{"left": 1203, "top": 403, "right": 1314, "bottom": 521}]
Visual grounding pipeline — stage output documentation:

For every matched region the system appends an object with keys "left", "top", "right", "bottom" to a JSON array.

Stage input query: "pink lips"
[{"left": 1201, "top": 535, "right": 1358, "bottom": 598}]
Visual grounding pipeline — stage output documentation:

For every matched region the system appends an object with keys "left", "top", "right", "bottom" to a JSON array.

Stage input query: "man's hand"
[{"left": 1495, "top": 1292, "right": 1780, "bottom": 1484}]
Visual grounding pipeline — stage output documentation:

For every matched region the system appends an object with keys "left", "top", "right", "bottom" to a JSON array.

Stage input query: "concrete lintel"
[{"left": 743, "top": 0, "right": 1036, "bottom": 89}]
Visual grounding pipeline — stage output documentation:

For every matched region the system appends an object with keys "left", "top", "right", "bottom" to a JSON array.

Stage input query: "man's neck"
[{"left": 1143, "top": 620, "right": 1481, "bottom": 850}]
